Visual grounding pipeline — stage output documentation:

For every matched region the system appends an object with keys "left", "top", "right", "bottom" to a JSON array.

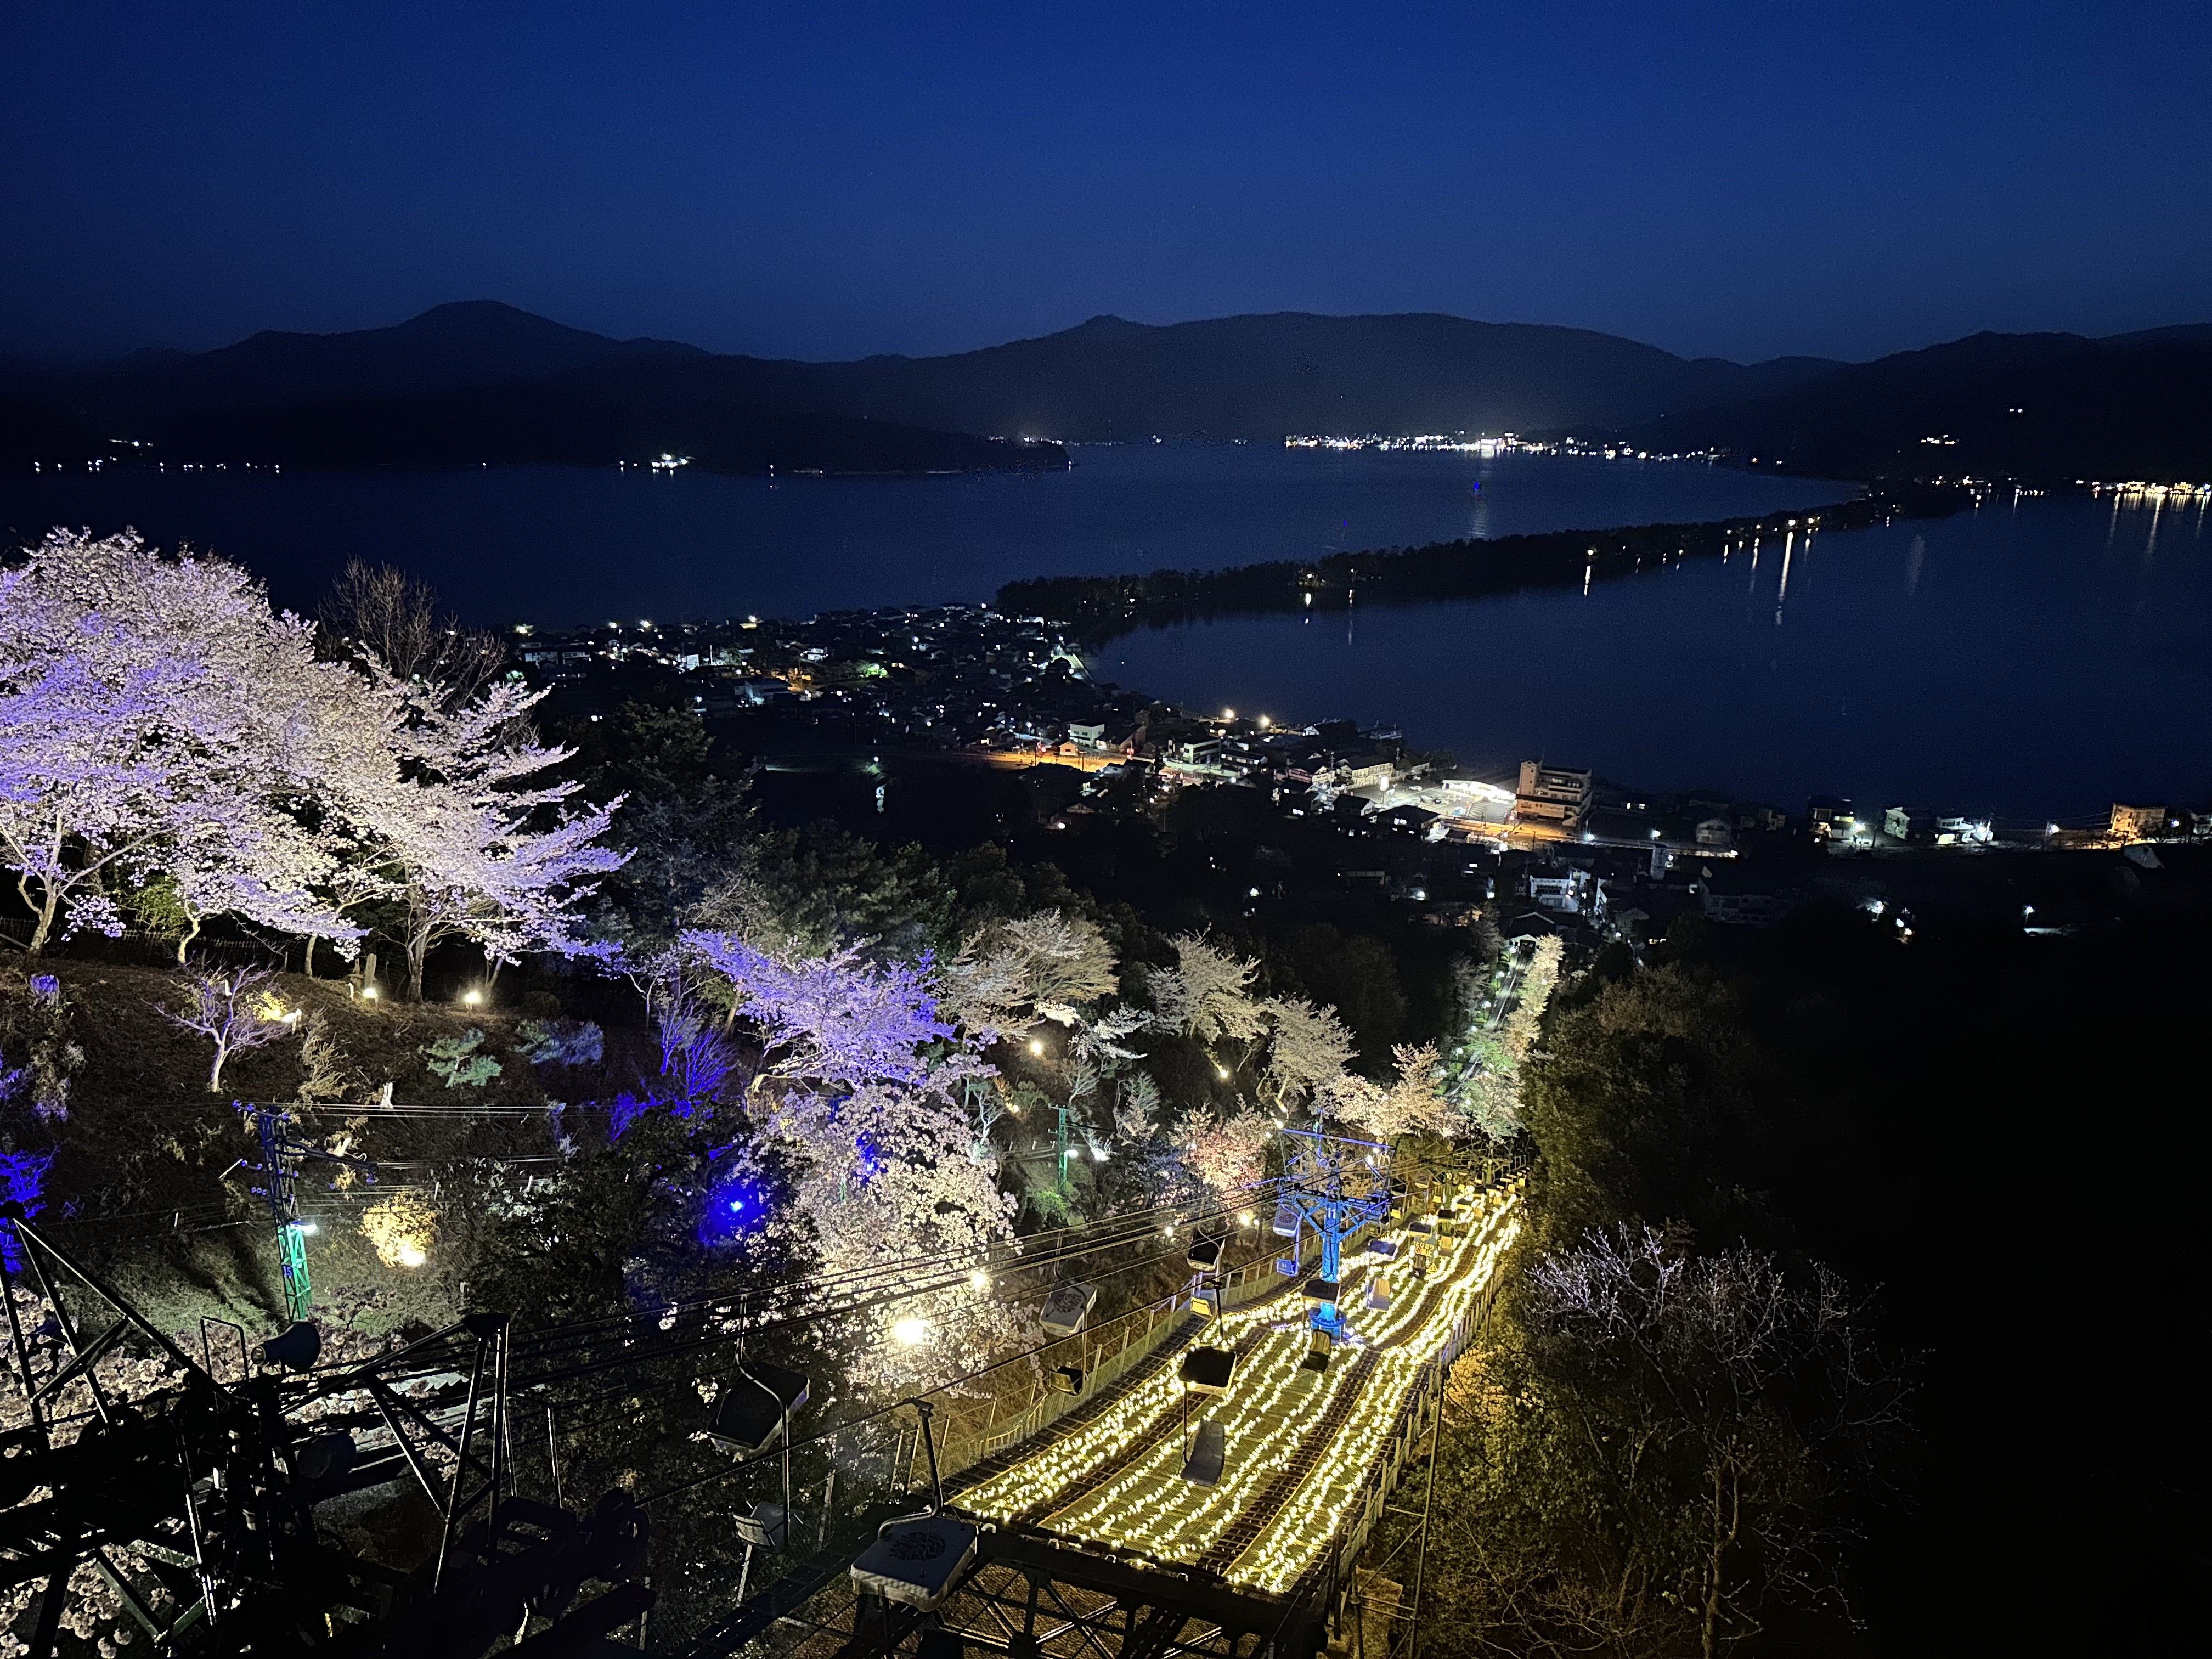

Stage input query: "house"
[
  {"left": 2111, "top": 803, "right": 2172, "bottom": 843},
  {"left": 1515, "top": 761, "right": 1594, "bottom": 828},
  {"left": 1341, "top": 754, "right": 1394, "bottom": 791},
  {"left": 1694, "top": 817, "right": 1734, "bottom": 848},
  {"left": 1883, "top": 805, "right": 1936, "bottom": 843},
  {"left": 1526, "top": 866, "right": 1606, "bottom": 919},
  {"left": 1697, "top": 867, "right": 1802, "bottom": 927}
]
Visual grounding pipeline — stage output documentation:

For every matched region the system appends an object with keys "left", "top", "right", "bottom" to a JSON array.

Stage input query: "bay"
[
  {"left": 1098, "top": 489, "right": 2212, "bottom": 820},
  {"left": 26, "top": 442, "right": 2191, "bottom": 817},
  {"left": 1, "top": 444, "right": 1841, "bottom": 624}
]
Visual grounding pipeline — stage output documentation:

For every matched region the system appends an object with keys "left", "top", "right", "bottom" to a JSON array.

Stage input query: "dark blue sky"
[{"left": 7, "top": 3, "right": 2208, "bottom": 365}]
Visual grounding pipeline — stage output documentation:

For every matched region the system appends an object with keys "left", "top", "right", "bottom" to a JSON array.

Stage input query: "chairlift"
[
  {"left": 1181, "top": 1418, "right": 1227, "bottom": 1486},
  {"left": 1271, "top": 1201, "right": 1300, "bottom": 1237},
  {"left": 1301, "top": 1328, "right": 1334, "bottom": 1371},
  {"left": 733, "top": 1500, "right": 789, "bottom": 1551},
  {"left": 1365, "top": 1275, "right": 1393, "bottom": 1312},
  {"left": 1186, "top": 1235, "right": 1224, "bottom": 1273},
  {"left": 1193, "top": 1286, "right": 1223, "bottom": 1320},
  {"left": 1048, "top": 1363, "right": 1085, "bottom": 1396},
  {"left": 1273, "top": 1255, "right": 1300, "bottom": 1277},
  {"left": 1039, "top": 1281, "right": 1099, "bottom": 1339},
  {"left": 851, "top": 1515, "right": 980, "bottom": 1610},
  {"left": 1301, "top": 1277, "right": 1341, "bottom": 1303},
  {"left": 707, "top": 1362, "right": 811, "bottom": 1455},
  {"left": 1365, "top": 1238, "right": 1398, "bottom": 1260},
  {"left": 1179, "top": 1347, "right": 1236, "bottom": 1395}
]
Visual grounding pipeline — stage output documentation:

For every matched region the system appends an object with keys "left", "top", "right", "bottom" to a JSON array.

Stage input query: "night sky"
[{"left": 7, "top": 3, "right": 2208, "bottom": 366}]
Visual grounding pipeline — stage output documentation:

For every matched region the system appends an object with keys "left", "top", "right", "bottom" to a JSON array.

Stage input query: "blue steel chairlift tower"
[{"left": 1274, "top": 1127, "right": 1392, "bottom": 1341}]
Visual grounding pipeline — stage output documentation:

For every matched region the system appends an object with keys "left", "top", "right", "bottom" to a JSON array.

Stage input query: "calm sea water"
[
  {"left": 1099, "top": 489, "right": 2212, "bottom": 820},
  {"left": 21, "top": 447, "right": 2200, "bottom": 815},
  {"left": 1, "top": 445, "right": 1841, "bottom": 623}
]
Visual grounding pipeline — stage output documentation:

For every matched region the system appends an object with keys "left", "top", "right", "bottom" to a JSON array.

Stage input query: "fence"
[
  {"left": 0, "top": 917, "right": 285, "bottom": 972},
  {"left": 1303, "top": 1186, "right": 1525, "bottom": 1652}
]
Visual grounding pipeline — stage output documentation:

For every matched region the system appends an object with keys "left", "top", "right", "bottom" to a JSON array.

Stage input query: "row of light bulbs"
[
  {"left": 1232, "top": 1195, "right": 1523, "bottom": 1592},
  {"left": 958, "top": 1178, "right": 1526, "bottom": 1588}
]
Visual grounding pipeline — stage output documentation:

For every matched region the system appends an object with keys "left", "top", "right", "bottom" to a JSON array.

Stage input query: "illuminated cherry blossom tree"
[
  {"left": 1179, "top": 1107, "right": 1275, "bottom": 1197},
  {"left": 374, "top": 675, "right": 627, "bottom": 999},
  {"left": 1146, "top": 932, "right": 1267, "bottom": 1046},
  {"left": 685, "top": 931, "right": 1018, "bottom": 1384},
  {"left": 0, "top": 531, "right": 375, "bottom": 955},
  {"left": 1260, "top": 994, "right": 1357, "bottom": 1115},
  {"left": 943, "top": 911, "right": 1122, "bottom": 1039},
  {"left": 160, "top": 961, "right": 292, "bottom": 1092}
]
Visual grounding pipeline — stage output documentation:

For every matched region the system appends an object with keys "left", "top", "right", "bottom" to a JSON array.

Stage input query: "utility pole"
[{"left": 241, "top": 1102, "right": 378, "bottom": 1323}]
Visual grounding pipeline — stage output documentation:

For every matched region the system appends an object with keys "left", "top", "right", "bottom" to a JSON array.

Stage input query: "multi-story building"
[{"left": 1515, "top": 761, "right": 1594, "bottom": 828}]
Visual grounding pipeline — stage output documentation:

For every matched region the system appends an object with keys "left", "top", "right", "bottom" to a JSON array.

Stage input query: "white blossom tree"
[
  {"left": 942, "top": 911, "right": 1121, "bottom": 1038},
  {"left": 1321, "top": 1041, "right": 1460, "bottom": 1141},
  {"left": 0, "top": 531, "right": 378, "bottom": 955},
  {"left": 374, "top": 675, "right": 627, "bottom": 999},
  {"left": 1179, "top": 1107, "right": 1276, "bottom": 1197},
  {"left": 684, "top": 933, "right": 1020, "bottom": 1387},
  {"left": 1259, "top": 994, "right": 1357, "bottom": 1115},
  {"left": 1147, "top": 932, "right": 1267, "bottom": 1046},
  {"left": 161, "top": 961, "right": 292, "bottom": 1092}
]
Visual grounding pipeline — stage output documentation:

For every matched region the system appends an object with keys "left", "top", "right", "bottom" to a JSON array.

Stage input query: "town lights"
[{"left": 891, "top": 1316, "right": 932, "bottom": 1346}]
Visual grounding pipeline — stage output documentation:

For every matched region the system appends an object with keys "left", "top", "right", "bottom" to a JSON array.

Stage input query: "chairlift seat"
[
  {"left": 1271, "top": 1201, "right": 1300, "bottom": 1237},
  {"left": 1180, "top": 1347, "right": 1236, "bottom": 1395},
  {"left": 1186, "top": 1237, "right": 1224, "bottom": 1272},
  {"left": 1301, "top": 1277, "right": 1342, "bottom": 1302},
  {"left": 1048, "top": 1364, "right": 1085, "bottom": 1396},
  {"left": 1181, "top": 1419, "right": 1227, "bottom": 1486},
  {"left": 707, "top": 1363, "right": 811, "bottom": 1454},
  {"left": 1040, "top": 1282, "right": 1099, "bottom": 1339},
  {"left": 850, "top": 1516, "right": 980, "bottom": 1610},
  {"left": 733, "top": 1501, "right": 789, "bottom": 1551}
]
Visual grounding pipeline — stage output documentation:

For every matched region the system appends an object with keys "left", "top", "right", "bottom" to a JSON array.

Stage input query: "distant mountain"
[
  {"left": 2, "top": 304, "right": 1844, "bottom": 476},
  {"left": 730, "top": 312, "right": 1846, "bottom": 439},
  {"left": 1, "top": 302, "right": 1063, "bottom": 477},
  {"left": 1619, "top": 329, "right": 2212, "bottom": 481},
  {"left": 12, "top": 303, "right": 2204, "bottom": 481}
]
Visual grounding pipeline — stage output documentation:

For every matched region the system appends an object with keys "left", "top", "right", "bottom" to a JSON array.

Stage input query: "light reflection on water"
[
  {"left": 1098, "top": 494, "right": 2212, "bottom": 820},
  {"left": 0, "top": 445, "right": 1844, "bottom": 623}
]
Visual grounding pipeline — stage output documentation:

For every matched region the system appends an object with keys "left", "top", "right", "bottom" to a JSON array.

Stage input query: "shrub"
[{"left": 420, "top": 1029, "right": 501, "bottom": 1089}]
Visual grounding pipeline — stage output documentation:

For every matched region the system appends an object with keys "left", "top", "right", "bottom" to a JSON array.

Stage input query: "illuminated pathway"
[{"left": 955, "top": 1181, "right": 1523, "bottom": 1598}]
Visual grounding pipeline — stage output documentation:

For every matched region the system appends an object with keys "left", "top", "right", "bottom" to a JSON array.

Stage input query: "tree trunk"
[
  {"left": 406, "top": 924, "right": 430, "bottom": 1002},
  {"left": 21, "top": 884, "right": 58, "bottom": 957},
  {"left": 304, "top": 933, "right": 319, "bottom": 979},
  {"left": 208, "top": 1040, "right": 229, "bottom": 1093},
  {"left": 174, "top": 912, "right": 201, "bottom": 966}
]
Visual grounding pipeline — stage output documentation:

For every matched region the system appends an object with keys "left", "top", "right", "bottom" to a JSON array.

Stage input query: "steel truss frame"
[
  {"left": 766, "top": 1530, "right": 1320, "bottom": 1659},
  {"left": 0, "top": 1202, "right": 644, "bottom": 1655}
]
